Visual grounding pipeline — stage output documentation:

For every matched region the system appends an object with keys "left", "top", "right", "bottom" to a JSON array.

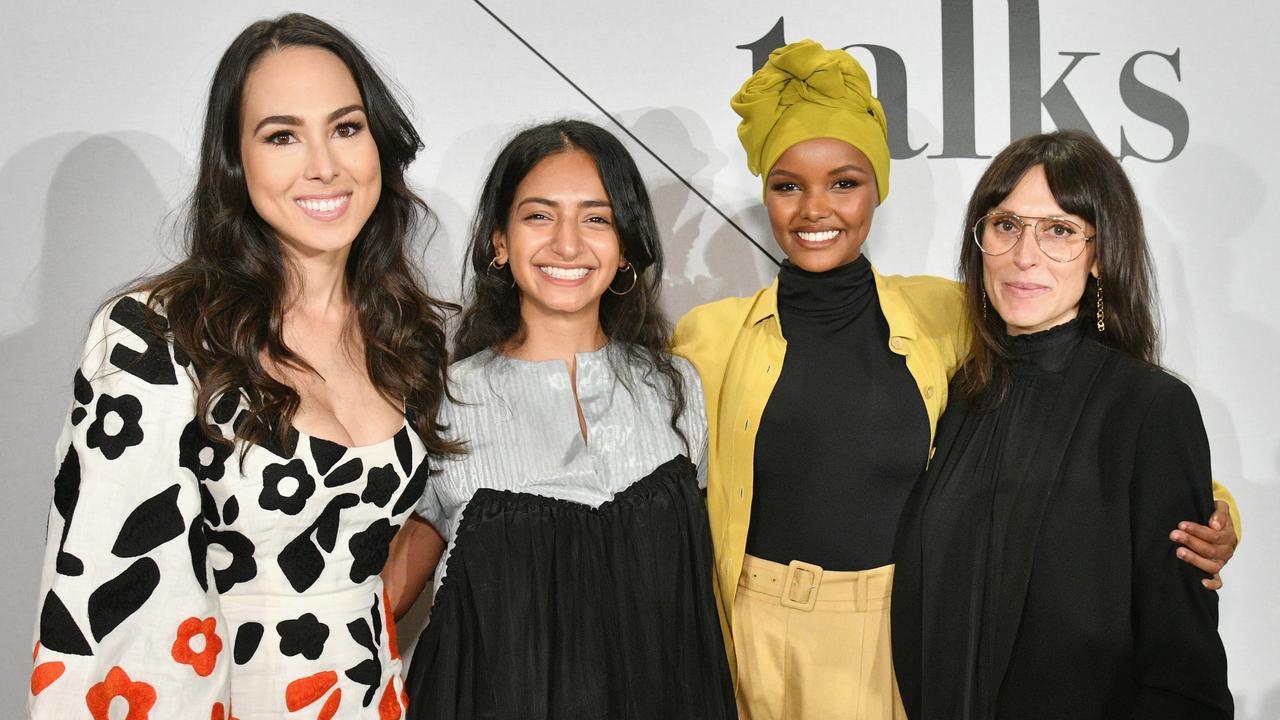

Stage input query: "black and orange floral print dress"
[{"left": 30, "top": 296, "right": 422, "bottom": 720}]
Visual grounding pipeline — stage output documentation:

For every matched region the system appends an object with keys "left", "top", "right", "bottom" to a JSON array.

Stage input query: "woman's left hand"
[{"left": 1170, "top": 500, "right": 1237, "bottom": 590}]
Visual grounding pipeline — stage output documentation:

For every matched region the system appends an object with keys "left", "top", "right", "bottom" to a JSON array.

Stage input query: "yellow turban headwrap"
[{"left": 731, "top": 39, "right": 890, "bottom": 204}]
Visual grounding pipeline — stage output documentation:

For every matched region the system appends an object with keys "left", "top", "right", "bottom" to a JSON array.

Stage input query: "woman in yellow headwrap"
[{"left": 671, "top": 39, "right": 1240, "bottom": 719}]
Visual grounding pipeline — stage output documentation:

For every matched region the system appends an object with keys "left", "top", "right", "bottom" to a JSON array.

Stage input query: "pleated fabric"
[{"left": 404, "top": 456, "right": 735, "bottom": 720}]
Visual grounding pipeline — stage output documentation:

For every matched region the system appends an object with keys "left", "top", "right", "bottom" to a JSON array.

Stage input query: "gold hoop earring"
[
  {"left": 608, "top": 262, "right": 638, "bottom": 296},
  {"left": 487, "top": 257, "right": 515, "bottom": 287},
  {"left": 1095, "top": 275, "right": 1106, "bottom": 332}
]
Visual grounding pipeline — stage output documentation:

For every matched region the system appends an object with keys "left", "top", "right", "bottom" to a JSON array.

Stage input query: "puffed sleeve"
[
  {"left": 1129, "top": 379, "right": 1233, "bottom": 718},
  {"left": 29, "top": 296, "right": 231, "bottom": 718}
]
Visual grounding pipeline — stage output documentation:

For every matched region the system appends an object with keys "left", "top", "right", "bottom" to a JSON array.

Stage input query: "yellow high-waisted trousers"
[{"left": 732, "top": 555, "right": 906, "bottom": 720}]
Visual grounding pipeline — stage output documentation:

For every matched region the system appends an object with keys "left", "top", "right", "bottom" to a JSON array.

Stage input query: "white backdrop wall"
[{"left": 2, "top": 0, "right": 1276, "bottom": 714}]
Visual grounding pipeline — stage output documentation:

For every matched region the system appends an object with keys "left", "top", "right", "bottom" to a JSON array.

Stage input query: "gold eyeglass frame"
[{"left": 972, "top": 212, "right": 1095, "bottom": 263}]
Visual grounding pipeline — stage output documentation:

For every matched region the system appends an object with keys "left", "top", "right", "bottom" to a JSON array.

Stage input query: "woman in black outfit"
[{"left": 892, "top": 131, "right": 1233, "bottom": 719}]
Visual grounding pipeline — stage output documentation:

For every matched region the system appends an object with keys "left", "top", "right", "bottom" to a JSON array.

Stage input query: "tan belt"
[{"left": 738, "top": 554, "right": 894, "bottom": 613}]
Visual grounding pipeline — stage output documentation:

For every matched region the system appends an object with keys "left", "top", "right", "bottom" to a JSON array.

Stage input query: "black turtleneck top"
[{"left": 747, "top": 255, "right": 930, "bottom": 571}]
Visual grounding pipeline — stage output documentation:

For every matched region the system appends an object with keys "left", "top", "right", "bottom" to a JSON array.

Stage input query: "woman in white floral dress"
[{"left": 29, "top": 14, "right": 459, "bottom": 720}]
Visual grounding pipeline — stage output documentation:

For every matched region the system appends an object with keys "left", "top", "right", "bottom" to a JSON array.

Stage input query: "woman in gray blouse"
[{"left": 385, "top": 120, "right": 735, "bottom": 720}]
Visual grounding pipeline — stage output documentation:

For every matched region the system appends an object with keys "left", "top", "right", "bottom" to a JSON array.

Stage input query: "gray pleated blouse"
[{"left": 416, "top": 343, "right": 708, "bottom": 595}]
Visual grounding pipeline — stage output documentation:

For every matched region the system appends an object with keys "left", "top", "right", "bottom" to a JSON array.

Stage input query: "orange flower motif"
[
  {"left": 211, "top": 701, "right": 241, "bottom": 720},
  {"left": 85, "top": 666, "right": 156, "bottom": 720},
  {"left": 172, "top": 616, "right": 223, "bottom": 677}
]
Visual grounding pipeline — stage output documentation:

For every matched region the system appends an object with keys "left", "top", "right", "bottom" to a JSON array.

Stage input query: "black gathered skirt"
[{"left": 403, "top": 455, "right": 736, "bottom": 720}]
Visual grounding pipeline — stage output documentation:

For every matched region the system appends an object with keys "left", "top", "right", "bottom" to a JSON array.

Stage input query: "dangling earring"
[
  {"left": 609, "top": 262, "right": 638, "bottom": 296},
  {"left": 487, "top": 257, "right": 514, "bottom": 287},
  {"left": 981, "top": 289, "right": 988, "bottom": 319},
  {"left": 1095, "top": 274, "right": 1106, "bottom": 332}
]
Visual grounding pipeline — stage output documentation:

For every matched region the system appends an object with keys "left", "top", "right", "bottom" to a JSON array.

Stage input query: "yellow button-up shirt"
[{"left": 673, "top": 267, "right": 1240, "bottom": 679}]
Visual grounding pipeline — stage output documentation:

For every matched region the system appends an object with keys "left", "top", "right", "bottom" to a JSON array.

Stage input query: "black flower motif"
[
  {"left": 348, "top": 519, "right": 399, "bottom": 584},
  {"left": 86, "top": 393, "right": 144, "bottom": 460},
  {"left": 179, "top": 418, "right": 232, "bottom": 482},
  {"left": 206, "top": 528, "right": 257, "bottom": 593},
  {"left": 361, "top": 464, "right": 399, "bottom": 507},
  {"left": 259, "top": 459, "right": 315, "bottom": 516},
  {"left": 276, "top": 613, "right": 329, "bottom": 661}
]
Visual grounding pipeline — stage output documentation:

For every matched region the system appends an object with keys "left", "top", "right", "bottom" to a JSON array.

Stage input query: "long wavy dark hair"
[
  {"left": 454, "top": 119, "right": 688, "bottom": 447},
  {"left": 124, "top": 13, "right": 461, "bottom": 456},
  {"left": 955, "top": 130, "right": 1160, "bottom": 406}
]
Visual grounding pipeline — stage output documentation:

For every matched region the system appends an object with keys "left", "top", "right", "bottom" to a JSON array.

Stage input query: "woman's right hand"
[{"left": 382, "top": 514, "right": 445, "bottom": 619}]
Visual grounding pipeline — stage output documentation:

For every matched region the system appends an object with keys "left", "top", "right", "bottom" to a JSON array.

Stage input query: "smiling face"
[
  {"left": 765, "top": 137, "right": 879, "bottom": 272},
  {"left": 983, "top": 164, "right": 1098, "bottom": 335},
  {"left": 239, "top": 45, "right": 381, "bottom": 261},
  {"left": 492, "top": 149, "right": 624, "bottom": 327}
]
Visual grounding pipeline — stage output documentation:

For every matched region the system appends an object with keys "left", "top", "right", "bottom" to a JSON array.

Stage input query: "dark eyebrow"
[
  {"left": 253, "top": 115, "right": 301, "bottom": 134},
  {"left": 828, "top": 164, "right": 869, "bottom": 176},
  {"left": 252, "top": 104, "right": 366, "bottom": 135},
  {"left": 767, "top": 165, "right": 870, "bottom": 181},
  {"left": 516, "top": 198, "right": 612, "bottom": 210},
  {"left": 328, "top": 104, "right": 364, "bottom": 123},
  {"left": 517, "top": 197, "right": 559, "bottom": 209}
]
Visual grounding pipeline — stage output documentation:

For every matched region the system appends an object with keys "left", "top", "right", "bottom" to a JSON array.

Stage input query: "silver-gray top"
[{"left": 417, "top": 343, "right": 708, "bottom": 594}]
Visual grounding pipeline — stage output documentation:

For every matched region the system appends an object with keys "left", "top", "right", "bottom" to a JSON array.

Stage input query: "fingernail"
[
  {"left": 1179, "top": 522, "right": 1190, "bottom": 530},
  {"left": 1177, "top": 549, "right": 1187, "bottom": 558}
]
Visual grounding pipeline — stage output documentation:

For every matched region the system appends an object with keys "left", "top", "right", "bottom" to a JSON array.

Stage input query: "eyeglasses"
[{"left": 972, "top": 212, "right": 1094, "bottom": 263}]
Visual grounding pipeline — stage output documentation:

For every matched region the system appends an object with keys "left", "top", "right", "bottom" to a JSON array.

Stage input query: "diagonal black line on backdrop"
[{"left": 472, "top": 0, "right": 781, "bottom": 266}]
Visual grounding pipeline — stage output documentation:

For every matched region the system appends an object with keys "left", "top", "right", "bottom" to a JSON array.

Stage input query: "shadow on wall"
[
  {"left": 866, "top": 109, "right": 960, "bottom": 278},
  {"left": 0, "top": 132, "right": 183, "bottom": 709},
  {"left": 423, "top": 120, "right": 521, "bottom": 307},
  {"left": 1151, "top": 141, "right": 1273, "bottom": 483},
  {"left": 1149, "top": 143, "right": 1280, "bottom": 719},
  {"left": 611, "top": 106, "right": 779, "bottom": 317}
]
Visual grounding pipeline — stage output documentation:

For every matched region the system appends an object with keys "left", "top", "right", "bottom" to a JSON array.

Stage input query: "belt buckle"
[{"left": 780, "top": 559, "right": 823, "bottom": 612}]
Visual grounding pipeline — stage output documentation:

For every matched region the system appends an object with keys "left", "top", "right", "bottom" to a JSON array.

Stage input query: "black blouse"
[
  {"left": 892, "top": 317, "right": 1232, "bottom": 719},
  {"left": 748, "top": 255, "right": 930, "bottom": 571}
]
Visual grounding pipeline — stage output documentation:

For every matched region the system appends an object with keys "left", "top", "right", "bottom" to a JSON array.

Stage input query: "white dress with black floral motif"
[{"left": 30, "top": 296, "right": 421, "bottom": 720}]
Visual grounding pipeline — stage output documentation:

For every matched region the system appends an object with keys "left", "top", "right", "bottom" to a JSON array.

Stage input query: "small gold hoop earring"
[
  {"left": 608, "top": 262, "right": 638, "bottom": 296},
  {"left": 487, "top": 257, "right": 515, "bottom": 287},
  {"left": 1095, "top": 274, "right": 1106, "bottom": 332}
]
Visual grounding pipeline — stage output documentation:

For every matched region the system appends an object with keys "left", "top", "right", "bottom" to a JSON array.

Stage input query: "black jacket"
[{"left": 892, "top": 336, "right": 1232, "bottom": 719}]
